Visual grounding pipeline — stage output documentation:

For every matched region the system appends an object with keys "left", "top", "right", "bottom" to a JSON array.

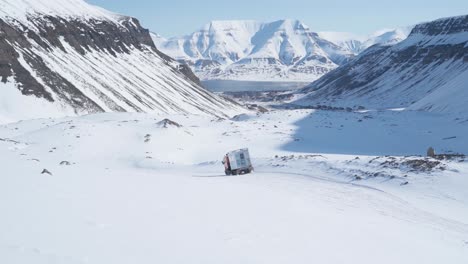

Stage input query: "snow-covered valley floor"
[{"left": 1, "top": 109, "right": 467, "bottom": 263}]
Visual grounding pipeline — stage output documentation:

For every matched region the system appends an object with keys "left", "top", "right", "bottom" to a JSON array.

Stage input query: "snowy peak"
[
  {"left": 364, "top": 27, "right": 413, "bottom": 47},
  {"left": 154, "top": 19, "right": 354, "bottom": 82},
  {"left": 319, "top": 27, "right": 413, "bottom": 54},
  {"left": 202, "top": 20, "right": 262, "bottom": 32}
]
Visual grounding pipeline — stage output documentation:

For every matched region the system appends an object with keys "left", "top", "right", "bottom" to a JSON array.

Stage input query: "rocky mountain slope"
[
  {"left": 295, "top": 15, "right": 468, "bottom": 114},
  {"left": 0, "top": 0, "right": 242, "bottom": 123},
  {"left": 153, "top": 20, "right": 355, "bottom": 82}
]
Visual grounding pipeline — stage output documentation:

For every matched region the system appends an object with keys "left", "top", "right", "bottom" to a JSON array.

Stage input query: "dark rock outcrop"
[
  {"left": 0, "top": 14, "right": 203, "bottom": 113},
  {"left": 0, "top": 0, "right": 242, "bottom": 120}
]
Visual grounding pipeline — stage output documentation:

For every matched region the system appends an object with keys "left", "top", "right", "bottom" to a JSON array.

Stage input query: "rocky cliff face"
[
  {"left": 0, "top": 0, "right": 238, "bottom": 121},
  {"left": 154, "top": 20, "right": 354, "bottom": 82},
  {"left": 295, "top": 15, "right": 468, "bottom": 114}
]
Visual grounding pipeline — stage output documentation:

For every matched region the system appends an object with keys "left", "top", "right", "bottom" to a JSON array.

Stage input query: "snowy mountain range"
[
  {"left": 295, "top": 15, "right": 468, "bottom": 114},
  {"left": 154, "top": 20, "right": 413, "bottom": 83},
  {"left": 153, "top": 20, "right": 356, "bottom": 82},
  {"left": 0, "top": 0, "right": 242, "bottom": 123},
  {"left": 318, "top": 27, "right": 413, "bottom": 54}
]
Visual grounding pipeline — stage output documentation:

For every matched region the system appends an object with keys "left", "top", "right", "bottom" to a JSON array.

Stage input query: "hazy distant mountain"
[
  {"left": 318, "top": 27, "right": 413, "bottom": 54},
  {"left": 153, "top": 20, "right": 355, "bottom": 82},
  {"left": 295, "top": 15, "right": 468, "bottom": 114}
]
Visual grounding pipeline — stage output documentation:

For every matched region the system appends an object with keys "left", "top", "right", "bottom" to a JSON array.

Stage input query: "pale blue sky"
[{"left": 86, "top": 0, "right": 468, "bottom": 37}]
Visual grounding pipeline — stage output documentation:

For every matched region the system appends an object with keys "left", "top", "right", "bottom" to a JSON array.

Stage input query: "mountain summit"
[{"left": 154, "top": 19, "right": 355, "bottom": 82}]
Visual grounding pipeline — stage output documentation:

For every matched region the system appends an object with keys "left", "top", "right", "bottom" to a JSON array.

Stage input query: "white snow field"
[{"left": 1, "top": 109, "right": 468, "bottom": 263}]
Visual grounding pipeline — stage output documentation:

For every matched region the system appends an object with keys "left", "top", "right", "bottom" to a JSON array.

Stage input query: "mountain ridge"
[
  {"left": 153, "top": 19, "right": 355, "bottom": 82},
  {"left": 154, "top": 19, "right": 414, "bottom": 83},
  {"left": 0, "top": 0, "right": 242, "bottom": 122},
  {"left": 294, "top": 14, "right": 468, "bottom": 114}
]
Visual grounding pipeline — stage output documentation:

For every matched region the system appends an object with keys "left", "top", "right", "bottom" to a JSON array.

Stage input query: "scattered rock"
[
  {"left": 403, "top": 159, "right": 442, "bottom": 172},
  {"left": 246, "top": 104, "right": 269, "bottom": 113},
  {"left": 157, "top": 119, "right": 182, "bottom": 128},
  {"left": 60, "top": 161, "right": 71, "bottom": 166},
  {"left": 433, "top": 153, "right": 465, "bottom": 160},
  {"left": 41, "top": 169, "right": 52, "bottom": 175}
]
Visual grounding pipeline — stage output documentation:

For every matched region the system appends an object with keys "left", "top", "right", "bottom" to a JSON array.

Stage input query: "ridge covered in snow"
[
  {"left": 0, "top": 0, "right": 121, "bottom": 27},
  {"left": 0, "top": 0, "right": 243, "bottom": 123},
  {"left": 295, "top": 15, "right": 468, "bottom": 114},
  {"left": 153, "top": 19, "right": 355, "bottom": 82},
  {"left": 318, "top": 26, "right": 413, "bottom": 54}
]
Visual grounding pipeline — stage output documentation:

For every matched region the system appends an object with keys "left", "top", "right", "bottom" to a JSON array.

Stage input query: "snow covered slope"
[
  {"left": 0, "top": 0, "right": 243, "bottom": 122},
  {"left": 1, "top": 109, "right": 468, "bottom": 263},
  {"left": 295, "top": 15, "right": 468, "bottom": 114},
  {"left": 319, "top": 27, "right": 413, "bottom": 54},
  {"left": 153, "top": 20, "right": 354, "bottom": 82}
]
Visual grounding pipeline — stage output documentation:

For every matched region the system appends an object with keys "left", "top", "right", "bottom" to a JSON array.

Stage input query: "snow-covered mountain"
[
  {"left": 153, "top": 20, "right": 355, "bottom": 82},
  {"left": 0, "top": 0, "right": 242, "bottom": 123},
  {"left": 295, "top": 15, "right": 468, "bottom": 114},
  {"left": 319, "top": 27, "right": 413, "bottom": 54}
]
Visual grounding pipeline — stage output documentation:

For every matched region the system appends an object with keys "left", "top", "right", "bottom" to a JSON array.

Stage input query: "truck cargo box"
[{"left": 223, "top": 148, "right": 253, "bottom": 175}]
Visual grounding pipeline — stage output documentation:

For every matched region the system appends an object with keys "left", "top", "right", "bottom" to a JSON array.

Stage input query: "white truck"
[{"left": 222, "top": 148, "right": 254, "bottom": 175}]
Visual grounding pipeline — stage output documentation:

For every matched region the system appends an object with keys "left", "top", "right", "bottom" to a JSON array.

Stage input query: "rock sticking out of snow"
[
  {"left": 156, "top": 119, "right": 182, "bottom": 128},
  {"left": 41, "top": 169, "right": 52, "bottom": 175}
]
